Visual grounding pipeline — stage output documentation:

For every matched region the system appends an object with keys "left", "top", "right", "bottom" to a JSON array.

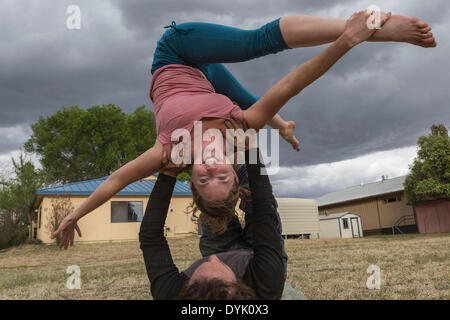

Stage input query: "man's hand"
[
  {"left": 223, "top": 118, "right": 257, "bottom": 152},
  {"left": 344, "top": 10, "right": 392, "bottom": 47}
]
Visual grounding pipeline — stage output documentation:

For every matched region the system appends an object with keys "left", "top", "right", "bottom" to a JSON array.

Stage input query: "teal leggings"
[{"left": 151, "top": 19, "right": 290, "bottom": 109}]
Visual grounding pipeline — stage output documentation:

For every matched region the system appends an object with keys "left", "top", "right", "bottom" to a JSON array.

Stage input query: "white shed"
[
  {"left": 276, "top": 198, "right": 319, "bottom": 239},
  {"left": 319, "top": 212, "right": 363, "bottom": 239}
]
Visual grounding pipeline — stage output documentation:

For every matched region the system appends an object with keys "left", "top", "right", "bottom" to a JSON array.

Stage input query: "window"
[
  {"left": 38, "top": 207, "right": 42, "bottom": 229},
  {"left": 111, "top": 201, "right": 143, "bottom": 223},
  {"left": 342, "top": 218, "right": 349, "bottom": 229},
  {"left": 384, "top": 195, "right": 402, "bottom": 204}
]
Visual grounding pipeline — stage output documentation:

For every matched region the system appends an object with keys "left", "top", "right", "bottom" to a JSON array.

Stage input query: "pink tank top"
[{"left": 150, "top": 64, "right": 246, "bottom": 160}]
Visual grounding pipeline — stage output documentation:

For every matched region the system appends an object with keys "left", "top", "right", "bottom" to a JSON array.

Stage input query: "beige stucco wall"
[
  {"left": 319, "top": 198, "right": 380, "bottom": 231},
  {"left": 377, "top": 195, "right": 415, "bottom": 228},
  {"left": 36, "top": 195, "right": 195, "bottom": 244}
]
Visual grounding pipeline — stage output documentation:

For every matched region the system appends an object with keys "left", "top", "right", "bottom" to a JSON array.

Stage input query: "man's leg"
[{"left": 279, "top": 14, "right": 436, "bottom": 48}]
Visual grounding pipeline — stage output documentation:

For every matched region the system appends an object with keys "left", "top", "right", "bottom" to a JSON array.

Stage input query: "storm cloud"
[{"left": 1, "top": 0, "right": 449, "bottom": 196}]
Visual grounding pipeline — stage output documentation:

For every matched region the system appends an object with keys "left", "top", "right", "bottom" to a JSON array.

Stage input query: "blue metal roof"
[{"left": 36, "top": 175, "right": 192, "bottom": 197}]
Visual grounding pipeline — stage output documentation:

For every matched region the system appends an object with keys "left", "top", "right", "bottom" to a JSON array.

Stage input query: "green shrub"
[{"left": 8, "top": 225, "right": 29, "bottom": 247}]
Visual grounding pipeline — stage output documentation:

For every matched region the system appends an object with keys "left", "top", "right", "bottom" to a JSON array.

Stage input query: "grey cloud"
[{"left": 0, "top": 0, "right": 449, "bottom": 165}]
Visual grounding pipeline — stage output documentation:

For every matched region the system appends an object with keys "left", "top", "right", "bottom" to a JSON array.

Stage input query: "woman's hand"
[
  {"left": 51, "top": 213, "right": 82, "bottom": 250},
  {"left": 160, "top": 150, "right": 191, "bottom": 178},
  {"left": 343, "top": 10, "right": 392, "bottom": 47}
]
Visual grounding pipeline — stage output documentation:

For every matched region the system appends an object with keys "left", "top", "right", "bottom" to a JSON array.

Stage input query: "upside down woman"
[{"left": 53, "top": 10, "right": 436, "bottom": 247}]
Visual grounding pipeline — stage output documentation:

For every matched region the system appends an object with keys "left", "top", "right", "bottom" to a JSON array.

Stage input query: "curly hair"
[
  {"left": 177, "top": 278, "right": 255, "bottom": 300},
  {"left": 189, "top": 179, "right": 250, "bottom": 235}
]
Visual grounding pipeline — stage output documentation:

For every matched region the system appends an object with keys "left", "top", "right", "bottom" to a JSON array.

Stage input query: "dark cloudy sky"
[{"left": 1, "top": 0, "right": 449, "bottom": 198}]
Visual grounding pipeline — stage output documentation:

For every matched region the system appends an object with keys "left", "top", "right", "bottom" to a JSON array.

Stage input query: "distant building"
[
  {"left": 319, "top": 212, "right": 363, "bottom": 239},
  {"left": 277, "top": 198, "right": 319, "bottom": 239},
  {"left": 316, "top": 176, "right": 416, "bottom": 235},
  {"left": 31, "top": 174, "right": 195, "bottom": 244}
]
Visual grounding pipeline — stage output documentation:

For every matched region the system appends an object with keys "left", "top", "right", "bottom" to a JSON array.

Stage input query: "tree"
[
  {"left": 0, "top": 152, "right": 45, "bottom": 243},
  {"left": 176, "top": 170, "right": 191, "bottom": 182},
  {"left": 45, "top": 196, "right": 75, "bottom": 243},
  {"left": 404, "top": 124, "right": 450, "bottom": 204},
  {"left": 24, "top": 104, "right": 157, "bottom": 184}
]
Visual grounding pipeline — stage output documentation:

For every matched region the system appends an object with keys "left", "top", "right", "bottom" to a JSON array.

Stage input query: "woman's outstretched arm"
[
  {"left": 52, "top": 140, "right": 164, "bottom": 249},
  {"left": 243, "top": 11, "right": 391, "bottom": 130}
]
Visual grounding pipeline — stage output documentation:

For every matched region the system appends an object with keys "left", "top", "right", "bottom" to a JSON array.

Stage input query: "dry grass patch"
[
  {"left": 0, "top": 233, "right": 448, "bottom": 300},
  {"left": 286, "top": 233, "right": 449, "bottom": 299}
]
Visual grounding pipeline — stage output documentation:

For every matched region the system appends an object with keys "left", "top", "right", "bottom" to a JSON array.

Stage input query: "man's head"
[
  {"left": 190, "top": 254, "right": 236, "bottom": 283},
  {"left": 177, "top": 255, "right": 255, "bottom": 300}
]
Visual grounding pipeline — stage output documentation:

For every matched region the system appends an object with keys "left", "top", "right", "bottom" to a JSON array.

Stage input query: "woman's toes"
[
  {"left": 422, "top": 37, "right": 435, "bottom": 44},
  {"left": 426, "top": 40, "right": 437, "bottom": 48},
  {"left": 413, "top": 18, "right": 429, "bottom": 28},
  {"left": 421, "top": 26, "right": 432, "bottom": 33},
  {"left": 421, "top": 32, "right": 433, "bottom": 39},
  {"left": 421, "top": 37, "right": 436, "bottom": 47}
]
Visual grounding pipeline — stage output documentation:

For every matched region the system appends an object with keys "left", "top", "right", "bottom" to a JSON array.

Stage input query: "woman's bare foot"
[
  {"left": 370, "top": 14, "right": 437, "bottom": 47},
  {"left": 279, "top": 121, "right": 300, "bottom": 152}
]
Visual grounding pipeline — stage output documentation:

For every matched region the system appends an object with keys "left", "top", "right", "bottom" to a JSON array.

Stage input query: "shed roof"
[
  {"left": 316, "top": 176, "right": 406, "bottom": 207},
  {"left": 36, "top": 175, "right": 192, "bottom": 197},
  {"left": 319, "top": 211, "right": 360, "bottom": 220}
]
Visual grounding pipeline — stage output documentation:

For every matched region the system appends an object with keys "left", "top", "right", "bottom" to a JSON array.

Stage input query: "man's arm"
[
  {"left": 243, "top": 149, "right": 285, "bottom": 299},
  {"left": 139, "top": 173, "right": 188, "bottom": 299}
]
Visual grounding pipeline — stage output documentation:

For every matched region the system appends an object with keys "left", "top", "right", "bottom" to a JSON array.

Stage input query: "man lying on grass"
[{"left": 139, "top": 148, "right": 285, "bottom": 299}]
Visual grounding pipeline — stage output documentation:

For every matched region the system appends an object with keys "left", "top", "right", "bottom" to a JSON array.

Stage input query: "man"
[{"left": 139, "top": 148, "right": 290, "bottom": 299}]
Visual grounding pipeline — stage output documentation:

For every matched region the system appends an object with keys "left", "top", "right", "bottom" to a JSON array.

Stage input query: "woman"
[
  {"left": 53, "top": 10, "right": 436, "bottom": 247},
  {"left": 139, "top": 147, "right": 287, "bottom": 299}
]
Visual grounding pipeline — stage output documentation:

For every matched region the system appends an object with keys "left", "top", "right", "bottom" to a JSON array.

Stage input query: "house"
[
  {"left": 31, "top": 174, "right": 195, "bottom": 244},
  {"left": 319, "top": 212, "right": 363, "bottom": 238},
  {"left": 30, "top": 174, "right": 324, "bottom": 244},
  {"left": 316, "top": 176, "right": 416, "bottom": 235}
]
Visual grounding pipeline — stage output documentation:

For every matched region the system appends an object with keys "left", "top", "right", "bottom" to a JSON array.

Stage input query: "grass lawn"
[{"left": 0, "top": 233, "right": 448, "bottom": 300}]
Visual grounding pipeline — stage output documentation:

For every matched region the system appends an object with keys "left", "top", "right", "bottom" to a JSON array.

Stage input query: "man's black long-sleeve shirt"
[{"left": 139, "top": 149, "right": 285, "bottom": 299}]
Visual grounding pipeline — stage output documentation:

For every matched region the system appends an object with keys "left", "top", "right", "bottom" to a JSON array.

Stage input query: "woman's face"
[
  {"left": 190, "top": 122, "right": 239, "bottom": 200},
  {"left": 191, "top": 160, "right": 238, "bottom": 201}
]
